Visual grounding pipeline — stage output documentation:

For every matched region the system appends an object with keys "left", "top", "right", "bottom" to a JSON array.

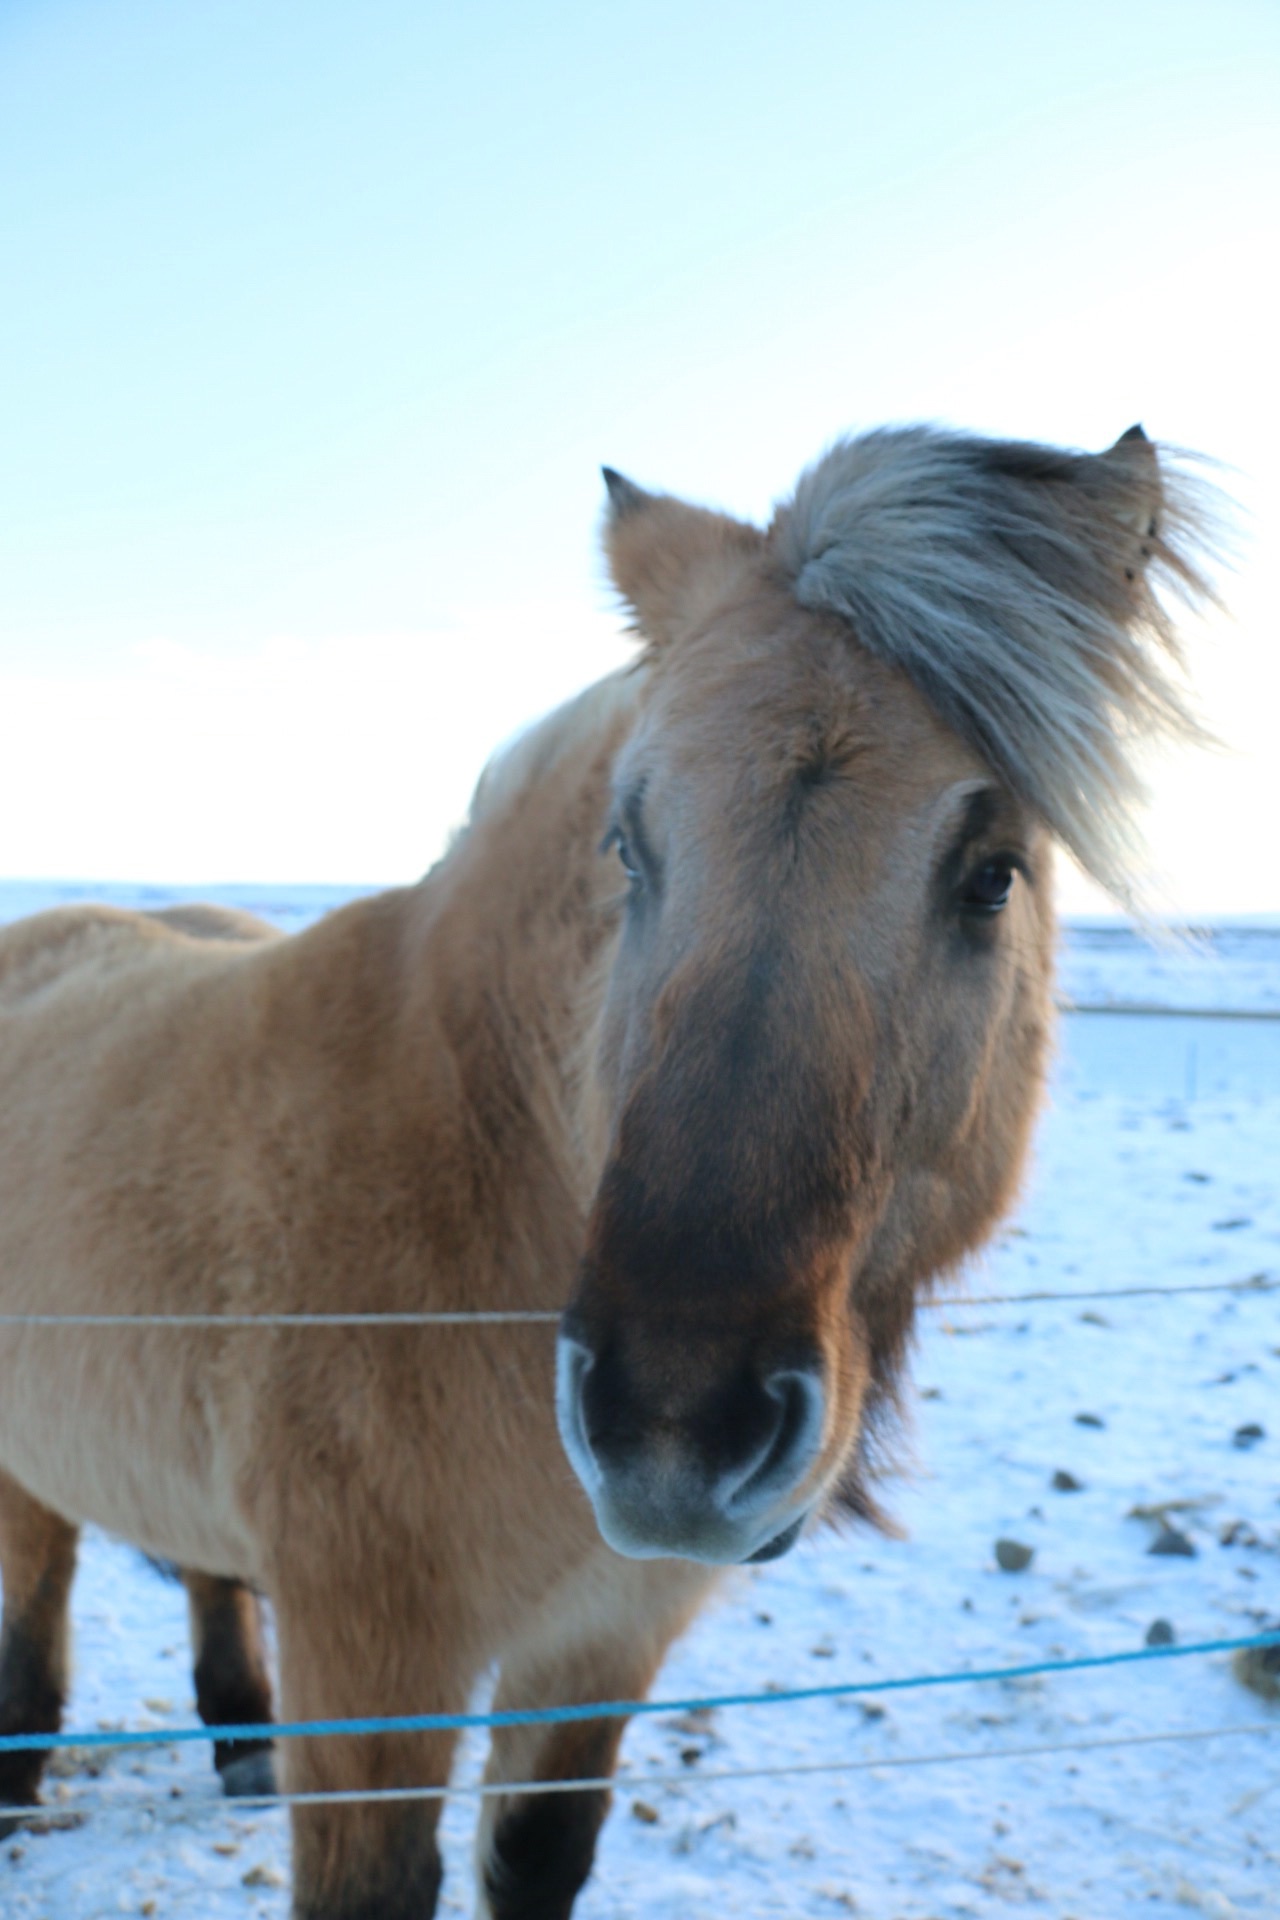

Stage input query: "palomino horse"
[{"left": 0, "top": 424, "right": 1214, "bottom": 1917}]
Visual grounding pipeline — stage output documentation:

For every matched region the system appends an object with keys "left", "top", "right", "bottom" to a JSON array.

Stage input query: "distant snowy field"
[{"left": 1, "top": 884, "right": 1277, "bottom": 1920}]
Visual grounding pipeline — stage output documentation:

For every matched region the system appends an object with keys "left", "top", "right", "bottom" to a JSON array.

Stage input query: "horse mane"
[
  {"left": 468, "top": 668, "right": 644, "bottom": 827},
  {"left": 772, "top": 426, "right": 1225, "bottom": 904}
]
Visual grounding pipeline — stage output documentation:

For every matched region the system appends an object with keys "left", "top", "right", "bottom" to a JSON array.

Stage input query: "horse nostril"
[
  {"left": 768, "top": 1366, "right": 825, "bottom": 1462},
  {"left": 722, "top": 1368, "right": 825, "bottom": 1515}
]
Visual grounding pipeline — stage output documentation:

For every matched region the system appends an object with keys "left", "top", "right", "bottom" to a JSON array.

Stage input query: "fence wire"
[
  {"left": 0, "top": 1271, "right": 1272, "bottom": 1329},
  {"left": 2, "top": 1719, "right": 1274, "bottom": 1830}
]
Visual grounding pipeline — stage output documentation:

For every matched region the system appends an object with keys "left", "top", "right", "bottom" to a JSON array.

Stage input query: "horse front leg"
[
  {"left": 185, "top": 1569, "right": 277, "bottom": 1796},
  {"left": 475, "top": 1553, "right": 716, "bottom": 1920},
  {"left": 0, "top": 1469, "right": 78, "bottom": 1829},
  {"left": 272, "top": 1574, "right": 464, "bottom": 1920}
]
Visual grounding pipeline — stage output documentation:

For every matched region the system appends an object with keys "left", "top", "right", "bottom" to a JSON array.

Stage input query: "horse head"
[{"left": 557, "top": 425, "right": 1213, "bottom": 1564}]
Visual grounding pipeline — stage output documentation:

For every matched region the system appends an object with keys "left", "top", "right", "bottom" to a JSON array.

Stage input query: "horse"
[{"left": 0, "top": 422, "right": 1216, "bottom": 1918}]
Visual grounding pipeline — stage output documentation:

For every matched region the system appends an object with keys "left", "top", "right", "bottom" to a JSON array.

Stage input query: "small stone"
[
  {"left": 1052, "top": 1470, "right": 1084, "bottom": 1492},
  {"left": 631, "top": 1800, "right": 660, "bottom": 1825},
  {"left": 1234, "top": 1423, "right": 1265, "bottom": 1448},
  {"left": 1145, "top": 1618, "right": 1176, "bottom": 1647},
  {"left": 1079, "top": 1311, "right": 1110, "bottom": 1327},
  {"left": 995, "top": 1539, "right": 1035, "bottom": 1572},
  {"left": 665, "top": 1708, "right": 715, "bottom": 1736},
  {"left": 1148, "top": 1524, "right": 1197, "bottom": 1558},
  {"left": 1232, "top": 1640, "right": 1280, "bottom": 1703},
  {"left": 1212, "top": 1217, "right": 1251, "bottom": 1231},
  {"left": 1074, "top": 1413, "right": 1105, "bottom": 1428},
  {"left": 242, "top": 1864, "right": 285, "bottom": 1889},
  {"left": 11, "top": 1810, "right": 83, "bottom": 1836},
  {"left": 679, "top": 1745, "right": 701, "bottom": 1766}
]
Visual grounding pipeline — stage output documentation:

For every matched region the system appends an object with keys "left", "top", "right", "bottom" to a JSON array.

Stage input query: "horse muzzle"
[{"left": 554, "top": 1332, "right": 826, "bottom": 1565}]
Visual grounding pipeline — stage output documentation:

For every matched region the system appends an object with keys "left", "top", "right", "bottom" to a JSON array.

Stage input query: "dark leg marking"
[
  {"left": 0, "top": 1481, "right": 78, "bottom": 1832},
  {"left": 186, "top": 1572, "right": 277, "bottom": 1796},
  {"left": 0, "top": 1612, "right": 66, "bottom": 1823},
  {"left": 484, "top": 1786, "right": 611, "bottom": 1920}
]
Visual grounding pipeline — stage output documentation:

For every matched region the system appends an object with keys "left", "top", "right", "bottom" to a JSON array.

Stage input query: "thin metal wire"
[
  {"left": 4, "top": 1632, "right": 1277, "bottom": 1757},
  {"left": 0, "top": 1272, "right": 1271, "bottom": 1328},
  {"left": 1062, "top": 1000, "right": 1280, "bottom": 1021},
  {"left": 943, "top": 1274, "right": 1276, "bottom": 1307},
  {"left": 3, "top": 1720, "right": 1273, "bottom": 1826},
  {"left": 0, "top": 1309, "right": 561, "bottom": 1328}
]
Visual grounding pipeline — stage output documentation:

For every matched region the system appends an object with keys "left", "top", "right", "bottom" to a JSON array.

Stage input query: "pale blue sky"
[{"left": 1, "top": 0, "right": 1276, "bottom": 905}]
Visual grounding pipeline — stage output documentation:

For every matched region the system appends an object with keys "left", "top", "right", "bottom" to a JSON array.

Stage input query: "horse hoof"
[{"left": 218, "top": 1749, "right": 277, "bottom": 1798}]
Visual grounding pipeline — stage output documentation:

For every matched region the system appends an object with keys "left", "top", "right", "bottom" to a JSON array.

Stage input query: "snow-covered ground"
[
  {"left": 1060, "top": 918, "right": 1280, "bottom": 1017},
  {"left": 1, "top": 884, "right": 1276, "bottom": 1919}
]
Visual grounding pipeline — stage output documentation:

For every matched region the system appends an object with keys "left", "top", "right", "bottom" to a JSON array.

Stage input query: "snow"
[
  {"left": 1058, "top": 919, "right": 1280, "bottom": 1018},
  {"left": 2, "top": 884, "right": 1276, "bottom": 1919}
]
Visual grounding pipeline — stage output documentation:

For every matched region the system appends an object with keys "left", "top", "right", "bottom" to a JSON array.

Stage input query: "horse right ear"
[{"left": 601, "top": 467, "right": 764, "bottom": 650}]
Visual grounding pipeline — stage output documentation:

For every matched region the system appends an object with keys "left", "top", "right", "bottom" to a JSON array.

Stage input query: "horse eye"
[
  {"left": 963, "top": 859, "right": 1015, "bottom": 913},
  {"left": 610, "top": 833, "right": 642, "bottom": 886}
]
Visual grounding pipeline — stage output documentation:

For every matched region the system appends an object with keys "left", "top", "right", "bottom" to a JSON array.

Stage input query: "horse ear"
[
  {"left": 601, "top": 467, "right": 652, "bottom": 519},
  {"left": 1096, "top": 423, "right": 1163, "bottom": 583},
  {"left": 601, "top": 467, "right": 763, "bottom": 648}
]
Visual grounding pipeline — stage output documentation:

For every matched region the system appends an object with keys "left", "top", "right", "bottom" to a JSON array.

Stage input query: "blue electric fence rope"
[{"left": 2, "top": 1630, "right": 1276, "bottom": 1757}]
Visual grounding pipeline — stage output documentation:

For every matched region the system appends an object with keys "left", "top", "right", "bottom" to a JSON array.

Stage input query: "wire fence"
[
  {"left": 3, "top": 1721, "right": 1275, "bottom": 1829},
  {"left": 1, "top": 989, "right": 1275, "bottom": 1854},
  {"left": 2, "top": 1272, "right": 1275, "bottom": 1802},
  {"left": 0, "top": 1271, "right": 1272, "bottom": 1329},
  {"left": 2, "top": 1633, "right": 1277, "bottom": 1836},
  {"left": 3, "top": 1631, "right": 1278, "bottom": 1759},
  {"left": 1063, "top": 1000, "right": 1280, "bottom": 1021}
]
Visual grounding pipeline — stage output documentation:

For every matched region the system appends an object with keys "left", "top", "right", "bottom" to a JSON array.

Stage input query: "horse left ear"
[
  {"left": 601, "top": 467, "right": 764, "bottom": 649},
  {"left": 1098, "top": 424, "right": 1163, "bottom": 581},
  {"left": 601, "top": 467, "right": 652, "bottom": 520}
]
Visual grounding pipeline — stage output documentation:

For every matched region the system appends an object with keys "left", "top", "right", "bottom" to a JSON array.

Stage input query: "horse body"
[
  {"left": 0, "top": 424, "right": 1216, "bottom": 1917},
  {"left": 1, "top": 681, "right": 717, "bottom": 1912}
]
